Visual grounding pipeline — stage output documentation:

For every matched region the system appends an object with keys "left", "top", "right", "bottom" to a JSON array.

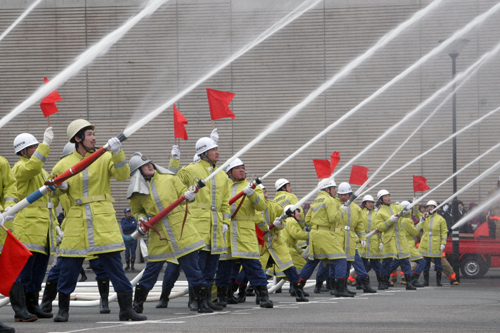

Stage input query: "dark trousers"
[
  {"left": 15, "top": 251, "right": 49, "bottom": 293},
  {"left": 124, "top": 239, "right": 137, "bottom": 260},
  {"left": 57, "top": 252, "right": 132, "bottom": 294},
  {"left": 346, "top": 251, "right": 368, "bottom": 277},
  {"left": 388, "top": 258, "right": 412, "bottom": 275},
  {"left": 198, "top": 251, "right": 219, "bottom": 287},
  {"left": 424, "top": 256, "right": 443, "bottom": 272},
  {"left": 300, "top": 258, "right": 347, "bottom": 281},
  {"left": 47, "top": 256, "right": 109, "bottom": 282},
  {"left": 361, "top": 258, "right": 381, "bottom": 274},
  {"left": 216, "top": 259, "right": 268, "bottom": 287}
]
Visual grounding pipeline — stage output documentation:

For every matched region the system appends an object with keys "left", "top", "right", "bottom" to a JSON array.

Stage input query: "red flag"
[
  {"left": 349, "top": 165, "right": 369, "bottom": 185},
  {"left": 173, "top": 104, "right": 188, "bottom": 140},
  {"left": 413, "top": 175, "right": 430, "bottom": 192},
  {"left": 313, "top": 159, "right": 331, "bottom": 179},
  {"left": 206, "top": 88, "right": 236, "bottom": 120},
  {"left": 40, "top": 77, "right": 63, "bottom": 117},
  {"left": 330, "top": 151, "right": 340, "bottom": 173},
  {"left": 255, "top": 225, "right": 264, "bottom": 247},
  {"left": 0, "top": 230, "right": 32, "bottom": 296}
]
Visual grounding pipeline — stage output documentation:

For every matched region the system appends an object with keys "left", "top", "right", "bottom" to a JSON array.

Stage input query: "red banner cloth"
[
  {"left": 349, "top": 165, "right": 369, "bottom": 185},
  {"left": 173, "top": 104, "right": 188, "bottom": 140},
  {"left": 255, "top": 225, "right": 264, "bottom": 247},
  {"left": 413, "top": 175, "right": 430, "bottom": 192},
  {"left": 330, "top": 151, "right": 340, "bottom": 173},
  {"left": 313, "top": 159, "right": 331, "bottom": 179},
  {"left": 206, "top": 88, "right": 236, "bottom": 120},
  {"left": 0, "top": 230, "right": 32, "bottom": 296},
  {"left": 40, "top": 77, "right": 62, "bottom": 117}
]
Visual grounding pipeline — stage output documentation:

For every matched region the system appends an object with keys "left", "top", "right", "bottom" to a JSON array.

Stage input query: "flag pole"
[
  {"left": 174, "top": 137, "right": 177, "bottom": 146},
  {"left": 1, "top": 225, "right": 7, "bottom": 231},
  {"left": 47, "top": 116, "right": 50, "bottom": 127},
  {"left": 211, "top": 120, "right": 215, "bottom": 129}
]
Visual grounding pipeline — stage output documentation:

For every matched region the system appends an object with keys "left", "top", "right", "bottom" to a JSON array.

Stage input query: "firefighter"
[
  {"left": 273, "top": 178, "right": 305, "bottom": 230},
  {"left": 127, "top": 152, "right": 212, "bottom": 314},
  {"left": 41, "top": 142, "right": 112, "bottom": 315},
  {"left": 258, "top": 185, "right": 308, "bottom": 302},
  {"left": 176, "top": 137, "right": 230, "bottom": 311},
  {"left": 215, "top": 159, "right": 274, "bottom": 308},
  {"left": 373, "top": 190, "right": 416, "bottom": 290},
  {"left": 359, "top": 195, "right": 384, "bottom": 289},
  {"left": 51, "top": 119, "right": 146, "bottom": 322},
  {"left": 10, "top": 128, "right": 64, "bottom": 322},
  {"left": 416, "top": 200, "right": 448, "bottom": 286},
  {"left": 298, "top": 179, "right": 351, "bottom": 297},
  {"left": 335, "top": 183, "right": 376, "bottom": 294},
  {"left": 0, "top": 153, "right": 18, "bottom": 332}
]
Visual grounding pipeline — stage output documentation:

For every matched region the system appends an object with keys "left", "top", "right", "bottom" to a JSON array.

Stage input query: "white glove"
[
  {"left": 301, "top": 244, "right": 310, "bottom": 259},
  {"left": 401, "top": 206, "right": 410, "bottom": 215},
  {"left": 443, "top": 205, "right": 449, "bottom": 212},
  {"left": 184, "top": 190, "right": 196, "bottom": 202},
  {"left": 222, "top": 223, "right": 229, "bottom": 235},
  {"left": 272, "top": 217, "right": 282, "bottom": 229},
  {"left": 243, "top": 185, "right": 254, "bottom": 196},
  {"left": 107, "top": 137, "right": 121, "bottom": 155},
  {"left": 43, "top": 127, "right": 54, "bottom": 146},
  {"left": 139, "top": 216, "right": 148, "bottom": 223},
  {"left": 360, "top": 240, "right": 366, "bottom": 248},
  {"left": 0, "top": 214, "right": 4, "bottom": 227},
  {"left": 379, "top": 243, "right": 383, "bottom": 251},
  {"left": 57, "top": 181, "right": 68, "bottom": 191},
  {"left": 389, "top": 214, "right": 399, "bottom": 223},
  {"left": 4, "top": 207, "right": 15, "bottom": 222},
  {"left": 171, "top": 145, "right": 180, "bottom": 160},
  {"left": 4, "top": 206, "right": 11, "bottom": 213},
  {"left": 440, "top": 244, "right": 446, "bottom": 252},
  {"left": 210, "top": 128, "right": 219, "bottom": 143}
]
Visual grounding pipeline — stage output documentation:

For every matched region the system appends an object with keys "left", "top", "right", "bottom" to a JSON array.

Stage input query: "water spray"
[
  {"left": 0, "top": 0, "right": 169, "bottom": 129},
  {"left": 451, "top": 188, "right": 500, "bottom": 231},
  {"left": 0, "top": 0, "right": 42, "bottom": 44}
]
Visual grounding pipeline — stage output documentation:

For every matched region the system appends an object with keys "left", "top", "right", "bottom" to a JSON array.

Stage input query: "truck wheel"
[{"left": 460, "top": 255, "right": 489, "bottom": 279}]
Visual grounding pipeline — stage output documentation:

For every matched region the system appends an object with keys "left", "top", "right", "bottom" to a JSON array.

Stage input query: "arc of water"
[
  {"left": 259, "top": 0, "right": 500, "bottom": 183},
  {"left": 199, "top": 0, "right": 444, "bottom": 184},
  {"left": 0, "top": 0, "right": 169, "bottom": 129},
  {"left": 0, "top": 0, "right": 43, "bottom": 44},
  {"left": 353, "top": 49, "right": 487, "bottom": 201},
  {"left": 451, "top": 184, "right": 500, "bottom": 231},
  {"left": 290, "top": 35, "right": 500, "bottom": 211},
  {"left": 122, "top": 0, "right": 323, "bottom": 140}
]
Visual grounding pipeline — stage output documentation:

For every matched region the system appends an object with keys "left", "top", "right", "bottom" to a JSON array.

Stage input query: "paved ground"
[{"left": 2, "top": 263, "right": 500, "bottom": 333}]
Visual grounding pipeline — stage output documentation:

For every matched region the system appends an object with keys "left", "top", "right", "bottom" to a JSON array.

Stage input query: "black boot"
[
  {"left": 216, "top": 286, "right": 228, "bottom": 307},
  {"left": 386, "top": 275, "right": 394, "bottom": 288},
  {"left": 117, "top": 292, "right": 147, "bottom": 321},
  {"left": 404, "top": 274, "right": 417, "bottom": 290},
  {"left": 355, "top": 276, "right": 363, "bottom": 290},
  {"left": 334, "top": 279, "right": 354, "bottom": 298},
  {"left": 132, "top": 285, "right": 149, "bottom": 314},
  {"left": 376, "top": 274, "right": 387, "bottom": 290},
  {"left": 0, "top": 321, "right": 15, "bottom": 333},
  {"left": 362, "top": 276, "right": 377, "bottom": 293},
  {"left": 41, "top": 280, "right": 58, "bottom": 313},
  {"left": 188, "top": 287, "right": 198, "bottom": 311},
  {"left": 131, "top": 259, "right": 135, "bottom": 271},
  {"left": 436, "top": 272, "right": 442, "bottom": 286},
  {"left": 194, "top": 285, "right": 213, "bottom": 313},
  {"left": 26, "top": 291, "right": 53, "bottom": 318},
  {"left": 275, "top": 278, "right": 282, "bottom": 293},
  {"left": 411, "top": 274, "right": 425, "bottom": 288},
  {"left": 124, "top": 259, "right": 130, "bottom": 271},
  {"left": 97, "top": 279, "right": 110, "bottom": 314},
  {"left": 324, "top": 278, "right": 332, "bottom": 292},
  {"left": 9, "top": 284, "right": 37, "bottom": 322},
  {"left": 79, "top": 268, "right": 87, "bottom": 282},
  {"left": 206, "top": 287, "right": 223, "bottom": 311},
  {"left": 314, "top": 281, "right": 323, "bottom": 294},
  {"left": 293, "top": 283, "right": 309, "bottom": 302},
  {"left": 237, "top": 284, "right": 247, "bottom": 303},
  {"left": 228, "top": 281, "right": 239, "bottom": 304},
  {"left": 329, "top": 278, "right": 338, "bottom": 296},
  {"left": 423, "top": 272, "right": 430, "bottom": 286},
  {"left": 344, "top": 280, "right": 356, "bottom": 296},
  {"left": 53, "top": 292, "right": 70, "bottom": 322},
  {"left": 255, "top": 286, "right": 273, "bottom": 308},
  {"left": 156, "top": 287, "right": 171, "bottom": 308}
]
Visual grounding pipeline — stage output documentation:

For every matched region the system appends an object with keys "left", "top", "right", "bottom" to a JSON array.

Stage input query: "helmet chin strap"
[{"left": 200, "top": 153, "right": 216, "bottom": 167}]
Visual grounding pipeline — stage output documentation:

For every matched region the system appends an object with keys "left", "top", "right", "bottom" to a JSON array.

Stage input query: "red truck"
[{"left": 443, "top": 222, "right": 500, "bottom": 279}]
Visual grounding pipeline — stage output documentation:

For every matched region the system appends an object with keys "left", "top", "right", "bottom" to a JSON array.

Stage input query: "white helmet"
[
  {"left": 14, "top": 133, "right": 39, "bottom": 154},
  {"left": 193, "top": 154, "right": 201, "bottom": 163},
  {"left": 226, "top": 158, "right": 244, "bottom": 173},
  {"left": 275, "top": 178, "right": 290, "bottom": 191},
  {"left": 400, "top": 200, "right": 411, "bottom": 207},
  {"left": 377, "top": 189, "right": 390, "bottom": 200},
  {"left": 318, "top": 178, "right": 336, "bottom": 190},
  {"left": 284, "top": 205, "right": 297, "bottom": 216},
  {"left": 67, "top": 119, "right": 95, "bottom": 143},
  {"left": 337, "top": 182, "right": 352, "bottom": 195},
  {"left": 195, "top": 137, "right": 218, "bottom": 155},
  {"left": 362, "top": 195, "right": 374, "bottom": 203},
  {"left": 426, "top": 200, "right": 438, "bottom": 207},
  {"left": 61, "top": 142, "right": 75, "bottom": 159},
  {"left": 129, "top": 152, "right": 152, "bottom": 175}
]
